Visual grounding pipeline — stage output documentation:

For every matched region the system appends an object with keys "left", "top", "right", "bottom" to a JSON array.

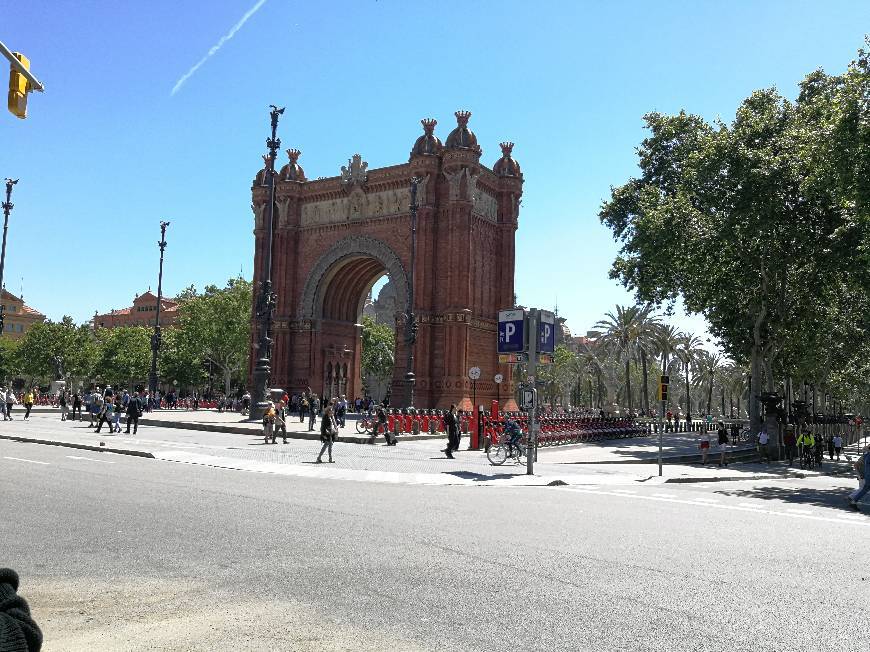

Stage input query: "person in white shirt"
[
  {"left": 833, "top": 434, "right": 843, "bottom": 461},
  {"left": 757, "top": 430, "right": 770, "bottom": 464}
]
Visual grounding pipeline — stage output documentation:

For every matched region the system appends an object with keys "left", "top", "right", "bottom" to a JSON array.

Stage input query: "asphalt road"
[{"left": 1, "top": 437, "right": 868, "bottom": 651}]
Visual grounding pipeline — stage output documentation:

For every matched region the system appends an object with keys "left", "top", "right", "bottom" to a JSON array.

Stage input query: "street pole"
[
  {"left": 527, "top": 309, "right": 539, "bottom": 476},
  {"left": 659, "top": 398, "right": 665, "bottom": 476},
  {"left": 250, "top": 105, "right": 284, "bottom": 421},
  {"left": 148, "top": 221, "right": 169, "bottom": 400},
  {"left": 0, "top": 179, "right": 18, "bottom": 337},
  {"left": 404, "top": 177, "right": 420, "bottom": 409}
]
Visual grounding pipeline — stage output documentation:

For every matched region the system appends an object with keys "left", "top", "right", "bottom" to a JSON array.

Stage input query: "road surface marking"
[
  {"left": 3, "top": 456, "right": 49, "bottom": 465},
  {"left": 559, "top": 487, "right": 869, "bottom": 527},
  {"left": 612, "top": 489, "right": 636, "bottom": 494},
  {"left": 66, "top": 455, "right": 114, "bottom": 464},
  {"left": 689, "top": 496, "right": 719, "bottom": 503},
  {"left": 786, "top": 508, "right": 813, "bottom": 515},
  {"left": 652, "top": 493, "right": 677, "bottom": 499},
  {"left": 738, "top": 503, "right": 766, "bottom": 509}
]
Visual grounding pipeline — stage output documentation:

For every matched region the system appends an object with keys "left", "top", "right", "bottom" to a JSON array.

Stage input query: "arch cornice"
[{"left": 299, "top": 235, "right": 409, "bottom": 320}]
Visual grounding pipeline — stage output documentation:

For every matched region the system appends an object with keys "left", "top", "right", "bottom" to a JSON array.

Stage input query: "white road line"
[
  {"left": 738, "top": 503, "right": 766, "bottom": 509},
  {"left": 689, "top": 496, "right": 719, "bottom": 503},
  {"left": 652, "top": 493, "right": 677, "bottom": 499},
  {"left": 612, "top": 489, "right": 636, "bottom": 494},
  {"left": 66, "top": 455, "right": 114, "bottom": 464},
  {"left": 561, "top": 486, "right": 869, "bottom": 527},
  {"left": 3, "top": 456, "right": 49, "bottom": 465}
]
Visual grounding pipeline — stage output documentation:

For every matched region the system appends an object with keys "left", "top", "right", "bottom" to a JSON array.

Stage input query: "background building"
[
  {"left": 0, "top": 289, "right": 45, "bottom": 339},
  {"left": 93, "top": 290, "right": 179, "bottom": 329}
]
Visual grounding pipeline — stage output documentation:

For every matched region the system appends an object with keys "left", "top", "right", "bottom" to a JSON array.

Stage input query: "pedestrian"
[
  {"left": 125, "top": 391, "right": 142, "bottom": 434},
  {"left": 717, "top": 423, "right": 729, "bottom": 467},
  {"left": 59, "top": 390, "right": 68, "bottom": 421},
  {"left": 757, "top": 429, "right": 770, "bottom": 464},
  {"left": 308, "top": 394, "right": 319, "bottom": 431},
  {"left": 5, "top": 387, "right": 15, "bottom": 420},
  {"left": 91, "top": 390, "right": 104, "bottom": 427},
  {"left": 783, "top": 427, "right": 796, "bottom": 465},
  {"left": 263, "top": 402, "right": 276, "bottom": 444},
  {"left": 276, "top": 400, "right": 288, "bottom": 444},
  {"left": 444, "top": 404, "right": 459, "bottom": 459},
  {"left": 71, "top": 390, "right": 81, "bottom": 420},
  {"left": 699, "top": 427, "right": 711, "bottom": 465},
  {"left": 834, "top": 433, "right": 843, "bottom": 461},
  {"left": 299, "top": 395, "right": 308, "bottom": 423},
  {"left": 94, "top": 396, "right": 114, "bottom": 434},
  {"left": 827, "top": 433, "right": 835, "bottom": 461},
  {"left": 112, "top": 394, "right": 123, "bottom": 433},
  {"left": 848, "top": 446, "right": 870, "bottom": 509},
  {"left": 336, "top": 395, "right": 347, "bottom": 429},
  {"left": 241, "top": 391, "right": 251, "bottom": 415},
  {"left": 23, "top": 388, "right": 34, "bottom": 420},
  {"left": 730, "top": 421, "right": 740, "bottom": 443},
  {"left": 316, "top": 404, "right": 337, "bottom": 463}
]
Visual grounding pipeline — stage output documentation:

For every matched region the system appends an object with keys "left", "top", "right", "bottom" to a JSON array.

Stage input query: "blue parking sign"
[
  {"left": 498, "top": 309, "right": 525, "bottom": 353},
  {"left": 538, "top": 310, "right": 555, "bottom": 353}
]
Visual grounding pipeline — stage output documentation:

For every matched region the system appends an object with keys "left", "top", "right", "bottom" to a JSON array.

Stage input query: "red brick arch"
[{"left": 251, "top": 114, "right": 523, "bottom": 409}]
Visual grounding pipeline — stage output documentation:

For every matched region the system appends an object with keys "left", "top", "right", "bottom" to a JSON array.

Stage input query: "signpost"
[
  {"left": 498, "top": 309, "right": 526, "bottom": 353},
  {"left": 537, "top": 309, "right": 555, "bottom": 354},
  {"left": 494, "top": 373, "right": 503, "bottom": 405},
  {"left": 469, "top": 366, "right": 481, "bottom": 413}
]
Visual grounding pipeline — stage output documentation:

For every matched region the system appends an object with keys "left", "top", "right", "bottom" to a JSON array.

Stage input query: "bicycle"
[
  {"left": 356, "top": 412, "right": 375, "bottom": 434},
  {"left": 487, "top": 431, "right": 527, "bottom": 466},
  {"left": 800, "top": 444, "right": 815, "bottom": 470}
]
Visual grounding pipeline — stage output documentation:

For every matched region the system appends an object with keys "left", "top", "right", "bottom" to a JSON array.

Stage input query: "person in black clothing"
[
  {"left": 71, "top": 391, "right": 82, "bottom": 420},
  {"left": 443, "top": 404, "right": 459, "bottom": 459},
  {"left": 0, "top": 568, "right": 42, "bottom": 651},
  {"left": 126, "top": 391, "right": 143, "bottom": 434}
]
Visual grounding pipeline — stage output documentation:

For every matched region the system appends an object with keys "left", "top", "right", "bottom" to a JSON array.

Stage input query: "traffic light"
[
  {"left": 7, "top": 52, "right": 30, "bottom": 119},
  {"left": 658, "top": 375, "right": 669, "bottom": 402}
]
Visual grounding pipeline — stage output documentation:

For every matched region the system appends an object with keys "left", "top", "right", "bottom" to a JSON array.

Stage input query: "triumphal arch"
[{"left": 250, "top": 111, "right": 523, "bottom": 409}]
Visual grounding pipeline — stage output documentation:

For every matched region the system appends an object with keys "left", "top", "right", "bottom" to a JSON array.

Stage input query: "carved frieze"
[
  {"left": 251, "top": 202, "right": 266, "bottom": 230},
  {"left": 300, "top": 187, "right": 411, "bottom": 227},
  {"left": 472, "top": 186, "right": 498, "bottom": 222}
]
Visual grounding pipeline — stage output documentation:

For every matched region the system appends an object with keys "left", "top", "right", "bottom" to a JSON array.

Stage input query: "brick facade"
[
  {"left": 250, "top": 112, "right": 523, "bottom": 410},
  {"left": 93, "top": 291, "right": 179, "bottom": 329}
]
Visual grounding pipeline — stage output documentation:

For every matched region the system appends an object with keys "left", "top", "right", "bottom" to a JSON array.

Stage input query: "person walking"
[
  {"left": 834, "top": 433, "right": 843, "bottom": 461},
  {"left": 112, "top": 394, "right": 123, "bottom": 433},
  {"left": 125, "top": 391, "right": 142, "bottom": 434},
  {"left": 717, "top": 422, "right": 729, "bottom": 467},
  {"left": 757, "top": 429, "right": 770, "bottom": 464},
  {"left": 699, "top": 427, "right": 711, "bottom": 465},
  {"left": 316, "top": 404, "right": 337, "bottom": 463},
  {"left": 71, "top": 390, "right": 82, "bottom": 420},
  {"left": 308, "top": 394, "right": 320, "bottom": 432},
  {"left": 275, "top": 400, "right": 288, "bottom": 444},
  {"left": 94, "top": 396, "right": 114, "bottom": 434},
  {"left": 23, "top": 388, "right": 34, "bottom": 420},
  {"left": 299, "top": 395, "right": 308, "bottom": 423},
  {"left": 5, "top": 387, "right": 15, "bottom": 420},
  {"left": 827, "top": 433, "right": 835, "bottom": 461},
  {"left": 783, "top": 427, "right": 797, "bottom": 465},
  {"left": 336, "top": 395, "right": 347, "bottom": 429},
  {"left": 849, "top": 446, "right": 870, "bottom": 509},
  {"left": 58, "top": 390, "right": 68, "bottom": 421},
  {"left": 444, "top": 404, "right": 459, "bottom": 459},
  {"left": 263, "top": 402, "right": 276, "bottom": 444}
]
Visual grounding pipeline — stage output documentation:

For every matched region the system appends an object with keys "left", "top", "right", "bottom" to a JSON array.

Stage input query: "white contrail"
[{"left": 171, "top": 0, "right": 269, "bottom": 96}]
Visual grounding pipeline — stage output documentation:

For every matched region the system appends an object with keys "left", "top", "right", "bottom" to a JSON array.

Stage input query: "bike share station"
[{"left": 490, "top": 307, "right": 555, "bottom": 475}]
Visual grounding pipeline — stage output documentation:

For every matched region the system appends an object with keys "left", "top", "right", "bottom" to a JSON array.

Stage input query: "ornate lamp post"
[
  {"left": 404, "top": 177, "right": 421, "bottom": 409},
  {"left": 250, "top": 105, "right": 284, "bottom": 420},
  {"left": 148, "top": 221, "right": 170, "bottom": 400},
  {"left": 0, "top": 178, "right": 19, "bottom": 336}
]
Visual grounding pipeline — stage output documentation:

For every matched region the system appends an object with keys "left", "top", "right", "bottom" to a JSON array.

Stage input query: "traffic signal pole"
[
  {"left": 527, "top": 309, "right": 538, "bottom": 476},
  {"left": 0, "top": 42, "right": 44, "bottom": 91}
]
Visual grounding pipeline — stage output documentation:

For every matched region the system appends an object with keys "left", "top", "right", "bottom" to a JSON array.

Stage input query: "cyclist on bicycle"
[{"left": 503, "top": 419, "right": 523, "bottom": 456}]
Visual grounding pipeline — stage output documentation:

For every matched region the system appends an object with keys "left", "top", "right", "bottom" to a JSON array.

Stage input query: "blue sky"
[{"left": 3, "top": 1, "right": 868, "bottom": 342}]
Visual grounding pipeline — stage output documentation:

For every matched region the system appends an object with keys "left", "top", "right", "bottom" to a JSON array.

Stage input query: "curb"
[
  {"left": 0, "top": 433, "right": 155, "bottom": 458},
  {"left": 665, "top": 472, "right": 806, "bottom": 484},
  {"left": 138, "top": 418, "right": 443, "bottom": 444},
  {"left": 555, "top": 448, "right": 757, "bottom": 466}
]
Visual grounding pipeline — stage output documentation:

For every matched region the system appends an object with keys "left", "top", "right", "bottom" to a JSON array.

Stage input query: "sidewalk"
[{"left": 0, "top": 414, "right": 817, "bottom": 488}]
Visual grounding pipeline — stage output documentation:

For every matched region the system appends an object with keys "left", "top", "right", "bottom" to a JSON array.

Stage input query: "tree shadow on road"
[
  {"left": 443, "top": 470, "right": 521, "bottom": 482},
  {"left": 712, "top": 485, "right": 862, "bottom": 513}
]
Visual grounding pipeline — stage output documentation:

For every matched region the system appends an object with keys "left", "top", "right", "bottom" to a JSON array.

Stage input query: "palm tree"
[
  {"left": 675, "top": 332, "right": 703, "bottom": 422},
  {"left": 595, "top": 305, "right": 658, "bottom": 415},
  {"left": 693, "top": 350, "right": 725, "bottom": 416}
]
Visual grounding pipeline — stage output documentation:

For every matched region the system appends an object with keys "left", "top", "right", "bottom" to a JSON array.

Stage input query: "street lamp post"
[
  {"left": 148, "top": 221, "right": 170, "bottom": 400},
  {"left": 404, "top": 177, "right": 420, "bottom": 409},
  {"left": 0, "top": 178, "right": 19, "bottom": 336},
  {"left": 250, "top": 105, "right": 284, "bottom": 421}
]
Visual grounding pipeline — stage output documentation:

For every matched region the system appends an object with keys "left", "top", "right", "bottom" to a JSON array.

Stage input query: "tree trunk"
[
  {"left": 223, "top": 368, "right": 232, "bottom": 395},
  {"left": 750, "top": 346, "right": 763, "bottom": 433},
  {"left": 624, "top": 357, "right": 632, "bottom": 414},
  {"left": 641, "top": 349, "right": 650, "bottom": 416},
  {"left": 706, "top": 381, "right": 713, "bottom": 416},
  {"left": 684, "top": 362, "right": 691, "bottom": 423}
]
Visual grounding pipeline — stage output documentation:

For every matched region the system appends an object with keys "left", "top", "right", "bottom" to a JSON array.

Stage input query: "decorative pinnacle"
[
  {"left": 286, "top": 148, "right": 301, "bottom": 162},
  {"left": 499, "top": 142, "right": 514, "bottom": 157},
  {"left": 261, "top": 154, "right": 270, "bottom": 167},
  {"left": 454, "top": 110, "right": 471, "bottom": 126},
  {"left": 421, "top": 118, "right": 437, "bottom": 132}
]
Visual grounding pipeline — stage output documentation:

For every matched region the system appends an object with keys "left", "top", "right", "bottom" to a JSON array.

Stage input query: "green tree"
[
  {"left": 0, "top": 337, "right": 21, "bottom": 382},
  {"left": 95, "top": 326, "right": 151, "bottom": 390},
  {"left": 675, "top": 333, "right": 703, "bottom": 420},
  {"left": 17, "top": 317, "right": 96, "bottom": 384},
  {"left": 160, "top": 326, "right": 206, "bottom": 391},
  {"left": 176, "top": 278, "right": 252, "bottom": 395},
  {"left": 360, "top": 316, "right": 395, "bottom": 396}
]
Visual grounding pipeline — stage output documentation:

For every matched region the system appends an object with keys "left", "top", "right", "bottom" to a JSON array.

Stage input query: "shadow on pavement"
[
  {"left": 713, "top": 485, "right": 861, "bottom": 513},
  {"left": 444, "top": 470, "right": 520, "bottom": 482}
]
